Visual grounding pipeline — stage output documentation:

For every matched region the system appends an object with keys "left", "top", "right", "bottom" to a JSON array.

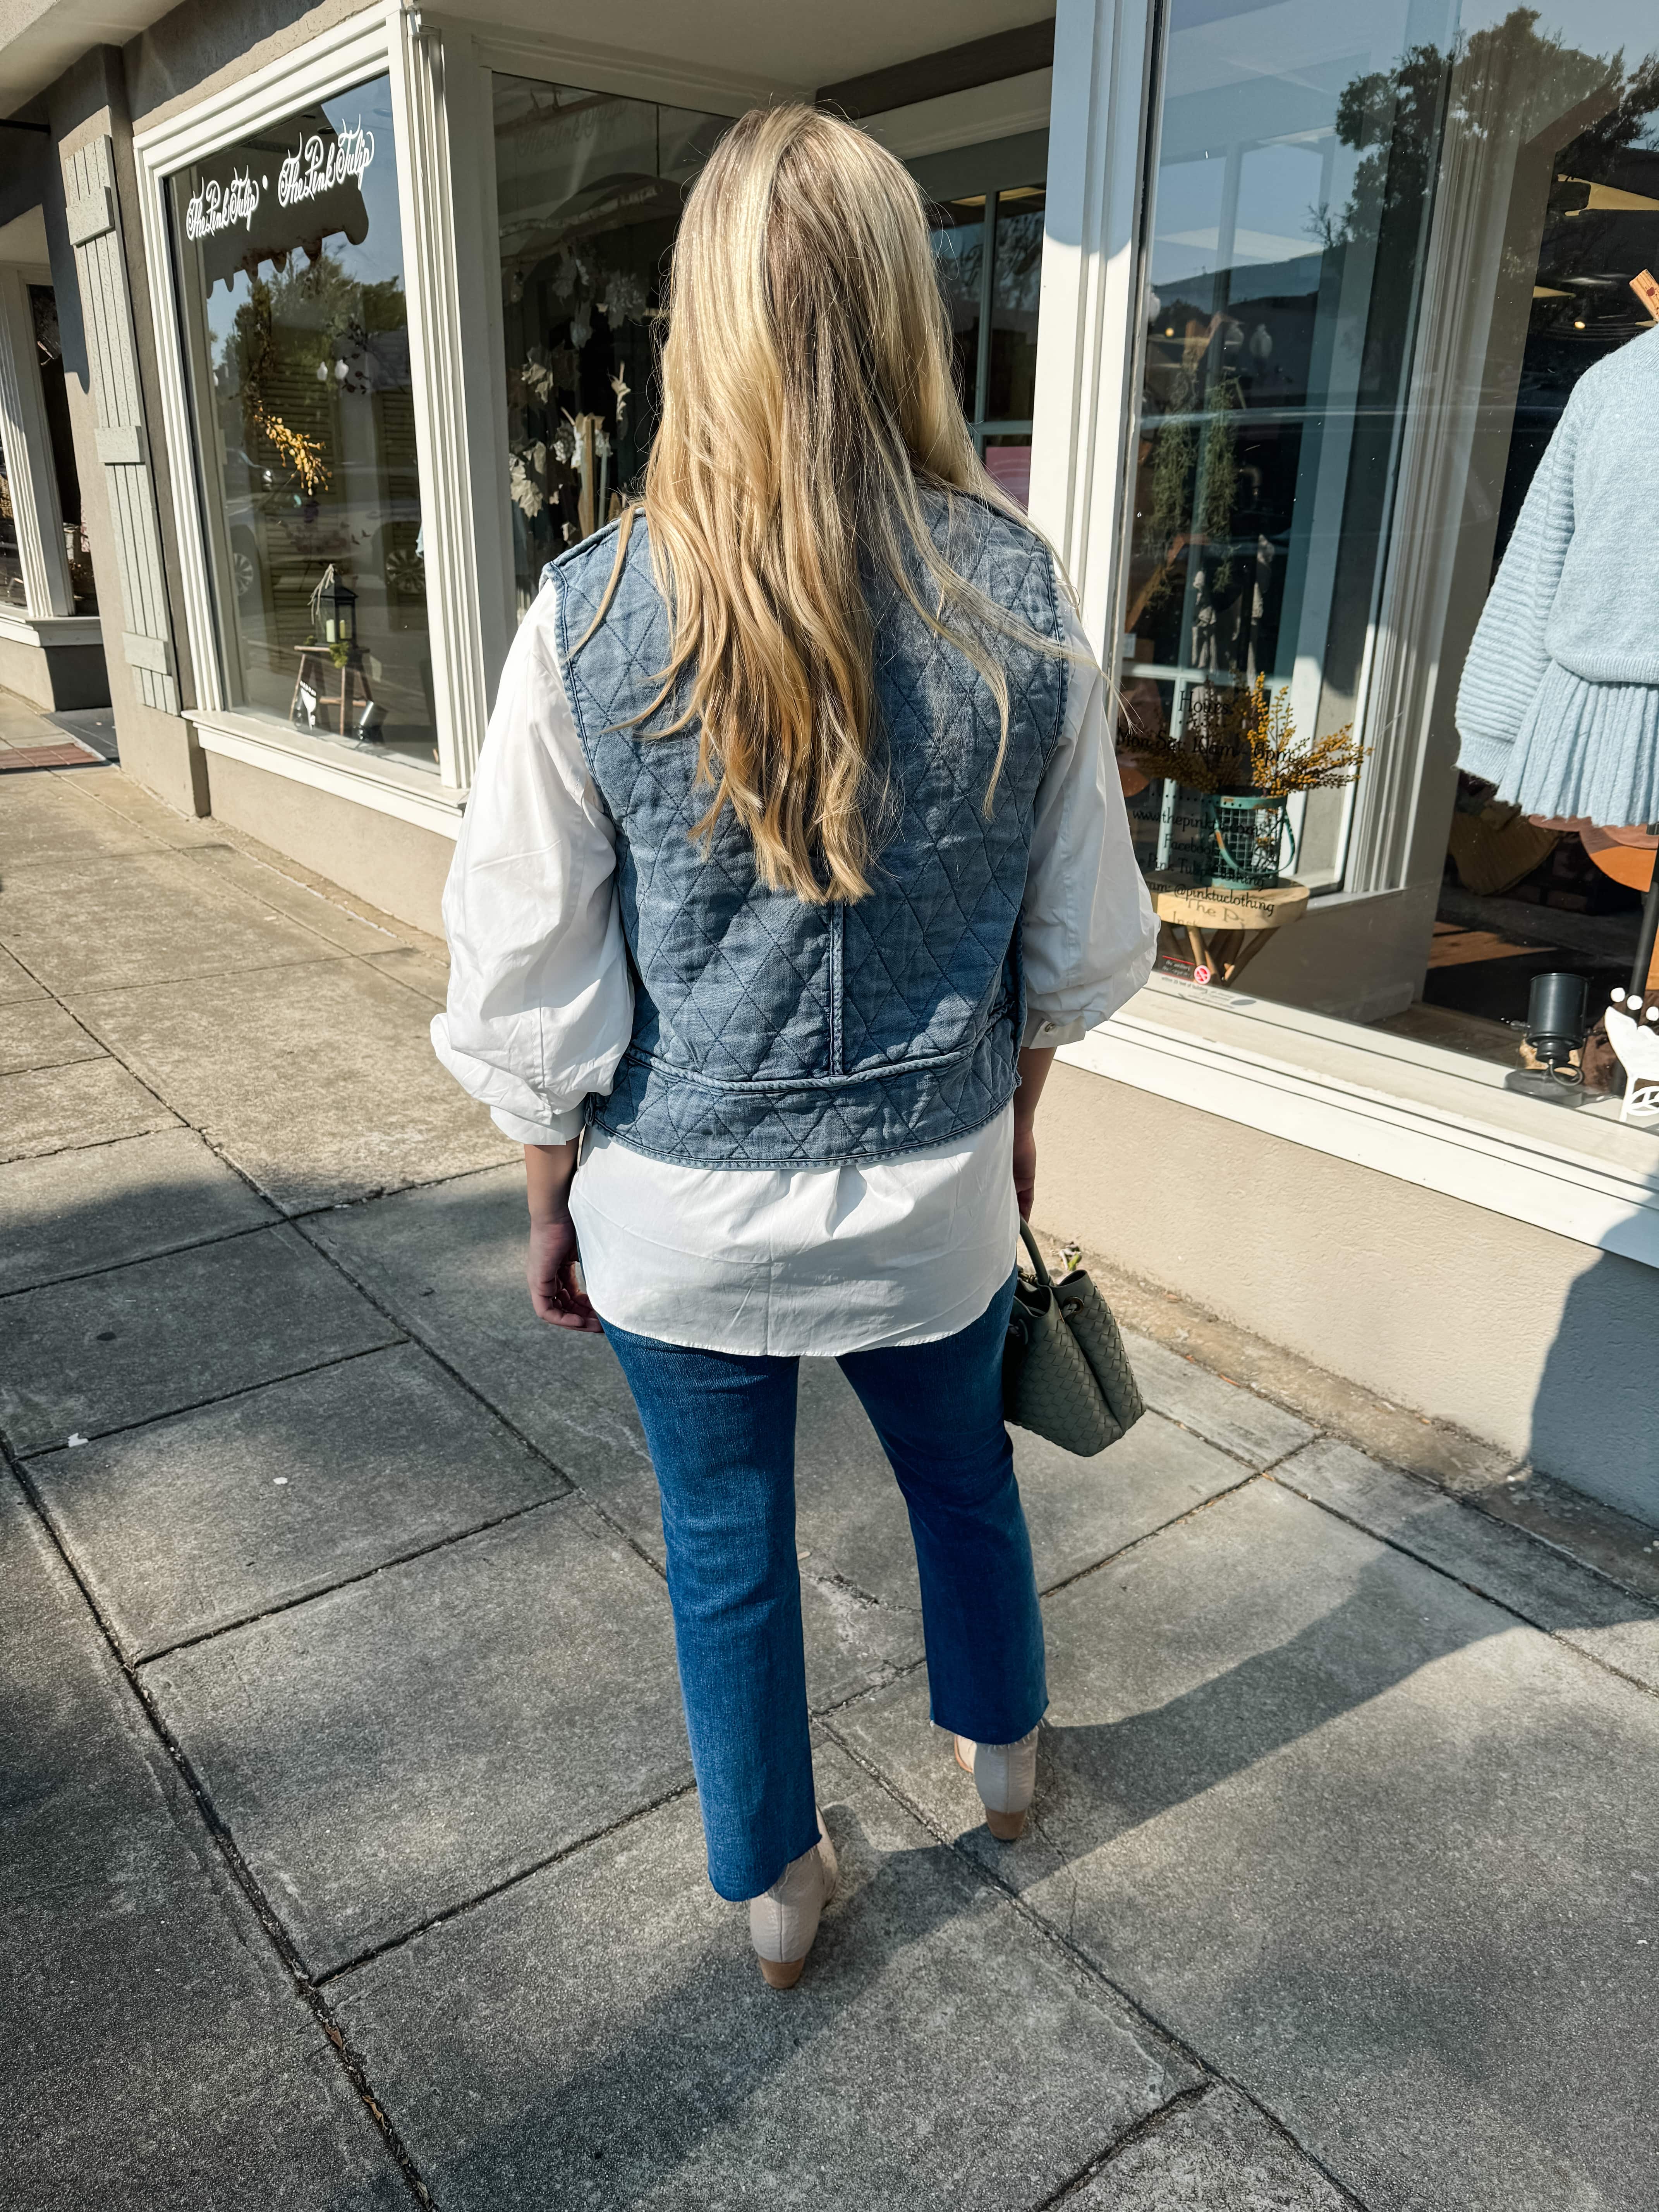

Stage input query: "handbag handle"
[{"left": 1017, "top": 1218, "right": 1054, "bottom": 1291}]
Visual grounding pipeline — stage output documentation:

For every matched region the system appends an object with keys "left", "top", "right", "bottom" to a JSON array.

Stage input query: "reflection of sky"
[
  {"left": 1152, "top": 0, "right": 1659, "bottom": 297},
  {"left": 199, "top": 76, "right": 404, "bottom": 358},
  {"left": 1154, "top": 0, "right": 1424, "bottom": 294}
]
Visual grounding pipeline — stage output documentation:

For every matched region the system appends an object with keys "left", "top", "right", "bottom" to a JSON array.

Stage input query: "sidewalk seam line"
[
  {"left": 818, "top": 1717, "right": 1371, "bottom": 2211},
  {"left": 14, "top": 1336, "right": 404, "bottom": 1460},
  {"left": 0, "top": 1437, "right": 438, "bottom": 2209},
  {"left": 133, "top": 1483, "right": 580, "bottom": 1666},
  {"left": 285, "top": 1212, "right": 675, "bottom": 1589},
  {"left": 314, "top": 1778, "right": 701, "bottom": 1986},
  {"left": 1265, "top": 1470, "right": 1659, "bottom": 1705}
]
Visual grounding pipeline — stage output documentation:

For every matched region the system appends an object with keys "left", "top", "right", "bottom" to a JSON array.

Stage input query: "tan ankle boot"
[
  {"left": 954, "top": 1728, "right": 1039, "bottom": 1839},
  {"left": 748, "top": 1814, "right": 838, "bottom": 1989}
]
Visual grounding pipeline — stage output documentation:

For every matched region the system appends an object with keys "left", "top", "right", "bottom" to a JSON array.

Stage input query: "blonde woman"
[{"left": 434, "top": 106, "right": 1155, "bottom": 1987}]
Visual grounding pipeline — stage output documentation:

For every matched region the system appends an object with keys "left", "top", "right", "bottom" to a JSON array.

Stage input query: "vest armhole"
[{"left": 549, "top": 565, "right": 604, "bottom": 780}]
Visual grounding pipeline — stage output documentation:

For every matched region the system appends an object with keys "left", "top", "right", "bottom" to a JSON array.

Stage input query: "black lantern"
[
  {"left": 1504, "top": 970, "right": 1590, "bottom": 1108},
  {"left": 311, "top": 564, "right": 357, "bottom": 648}
]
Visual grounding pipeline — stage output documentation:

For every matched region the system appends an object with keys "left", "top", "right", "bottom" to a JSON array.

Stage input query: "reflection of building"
[{"left": 0, "top": 3, "right": 1654, "bottom": 1516}]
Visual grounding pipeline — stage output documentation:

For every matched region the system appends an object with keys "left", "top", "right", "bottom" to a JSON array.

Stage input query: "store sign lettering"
[
  {"left": 184, "top": 169, "right": 261, "bottom": 240},
  {"left": 278, "top": 120, "right": 375, "bottom": 208}
]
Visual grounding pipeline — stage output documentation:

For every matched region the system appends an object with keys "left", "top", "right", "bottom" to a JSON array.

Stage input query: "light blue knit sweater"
[{"left": 1456, "top": 324, "right": 1659, "bottom": 826}]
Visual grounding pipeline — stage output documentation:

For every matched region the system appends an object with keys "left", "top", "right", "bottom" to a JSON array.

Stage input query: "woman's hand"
[
  {"left": 1012, "top": 1045, "right": 1056, "bottom": 1223},
  {"left": 524, "top": 1142, "right": 603, "bottom": 1333}
]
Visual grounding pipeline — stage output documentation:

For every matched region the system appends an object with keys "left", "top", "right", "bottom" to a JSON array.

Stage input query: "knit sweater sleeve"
[{"left": 1454, "top": 399, "right": 1578, "bottom": 790}]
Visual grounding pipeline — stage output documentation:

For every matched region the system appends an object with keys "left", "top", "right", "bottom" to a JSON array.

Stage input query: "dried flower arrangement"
[{"left": 1127, "top": 674, "right": 1365, "bottom": 798}]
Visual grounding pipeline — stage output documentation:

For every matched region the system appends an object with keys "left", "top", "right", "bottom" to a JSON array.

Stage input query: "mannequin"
[{"left": 1456, "top": 321, "right": 1659, "bottom": 1006}]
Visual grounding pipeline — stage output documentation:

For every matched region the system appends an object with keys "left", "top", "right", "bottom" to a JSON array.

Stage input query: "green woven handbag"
[{"left": 1003, "top": 1221, "right": 1144, "bottom": 1456}]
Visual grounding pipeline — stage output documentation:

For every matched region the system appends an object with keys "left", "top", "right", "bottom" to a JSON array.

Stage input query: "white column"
[
  {"left": 389, "top": 10, "right": 507, "bottom": 792},
  {"left": 1027, "top": 0, "right": 1158, "bottom": 657},
  {"left": 0, "top": 265, "right": 74, "bottom": 619}
]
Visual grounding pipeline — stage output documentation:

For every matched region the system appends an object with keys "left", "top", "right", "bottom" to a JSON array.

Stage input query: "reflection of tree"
[
  {"left": 1312, "top": 41, "right": 1447, "bottom": 256},
  {"left": 1133, "top": 314, "right": 1249, "bottom": 656},
  {"left": 1317, "top": 9, "right": 1654, "bottom": 264},
  {"left": 222, "top": 252, "right": 406, "bottom": 499}
]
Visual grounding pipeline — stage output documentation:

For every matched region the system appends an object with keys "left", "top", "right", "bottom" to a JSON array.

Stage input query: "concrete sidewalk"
[{"left": 4, "top": 731, "right": 1658, "bottom": 2212}]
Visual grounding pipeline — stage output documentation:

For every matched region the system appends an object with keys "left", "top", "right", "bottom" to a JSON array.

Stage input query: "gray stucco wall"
[{"left": 1035, "top": 1059, "right": 1659, "bottom": 1526}]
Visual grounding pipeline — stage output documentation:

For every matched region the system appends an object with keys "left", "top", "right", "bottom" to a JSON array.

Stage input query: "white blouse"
[{"left": 433, "top": 574, "right": 1156, "bottom": 1356}]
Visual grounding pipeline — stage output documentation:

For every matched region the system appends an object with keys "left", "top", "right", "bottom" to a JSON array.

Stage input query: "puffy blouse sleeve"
[
  {"left": 431, "top": 579, "right": 634, "bottom": 1145},
  {"left": 1020, "top": 587, "right": 1159, "bottom": 1046}
]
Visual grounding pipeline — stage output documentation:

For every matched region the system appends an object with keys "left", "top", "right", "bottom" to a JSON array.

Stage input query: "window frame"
[
  {"left": 1029, "top": 0, "right": 1659, "bottom": 1261},
  {"left": 0, "top": 259, "right": 100, "bottom": 641},
  {"left": 134, "top": 6, "right": 486, "bottom": 817}
]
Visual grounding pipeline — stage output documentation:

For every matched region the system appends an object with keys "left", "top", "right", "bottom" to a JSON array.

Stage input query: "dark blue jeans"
[{"left": 603, "top": 1271, "right": 1046, "bottom": 1901}]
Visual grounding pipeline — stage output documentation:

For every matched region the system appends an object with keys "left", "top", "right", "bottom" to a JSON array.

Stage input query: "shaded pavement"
[{"left": 3, "top": 728, "right": 1658, "bottom": 2210}]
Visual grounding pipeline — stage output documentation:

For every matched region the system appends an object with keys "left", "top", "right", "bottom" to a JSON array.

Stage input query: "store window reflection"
[
  {"left": 1121, "top": 0, "right": 1659, "bottom": 1103},
  {"left": 921, "top": 148, "right": 1045, "bottom": 507},
  {"left": 169, "top": 75, "right": 436, "bottom": 771},
  {"left": 30, "top": 287, "right": 95, "bottom": 614},
  {"left": 493, "top": 76, "right": 729, "bottom": 618}
]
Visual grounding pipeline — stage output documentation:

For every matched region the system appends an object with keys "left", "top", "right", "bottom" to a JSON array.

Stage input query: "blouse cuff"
[
  {"left": 1022, "top": 1011, "right": 1091, "bottom": 1048},
  {"left": 490, "top": 1101, "right": 588, "bottom": 1147}
]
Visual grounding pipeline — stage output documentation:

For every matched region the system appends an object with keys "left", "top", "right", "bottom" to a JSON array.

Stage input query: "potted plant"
[{"left": 1125, "top": 675, "right": 1365, "bottom": 889}]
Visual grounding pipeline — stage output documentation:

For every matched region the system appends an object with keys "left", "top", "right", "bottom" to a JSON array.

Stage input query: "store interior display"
[
  {"left": 170, "top": 75, "right": 438, "bottom": 770},
  {"left": 29, "top": 286, "right": 95, "bottom": 614},
  {"left": 909, "top": 136, "right": 1045, "bottom": 503},
  {"left": 493, "top": 92, "right": 1046, "bottom": 611},
  {"left": 1123, "top": 671, "right": 1363, "bottom": 979},
  {"left": 493, "top": 77, "right": 729, "bottom": 616},
  {"left": 1120, "top": 0, "right": 1659, "bottom": 1120}
]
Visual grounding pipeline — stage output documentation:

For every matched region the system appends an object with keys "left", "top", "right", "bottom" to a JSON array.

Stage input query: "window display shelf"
[{"left": 1066, "top": 973, "right": 1659, "bottom": 1269}]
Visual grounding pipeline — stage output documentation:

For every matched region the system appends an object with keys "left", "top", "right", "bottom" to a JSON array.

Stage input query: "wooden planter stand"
[
  {"left": 292, "top": 644, "right": 373, "bottom": 737},
  {"left": 1152, "top": 879, "right": 1309, "bottom": 987}
]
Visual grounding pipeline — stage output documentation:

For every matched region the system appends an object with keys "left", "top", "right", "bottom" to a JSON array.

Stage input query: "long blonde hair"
[{"left": 587, "top": 104, "right": 1053, "bottom": 905}]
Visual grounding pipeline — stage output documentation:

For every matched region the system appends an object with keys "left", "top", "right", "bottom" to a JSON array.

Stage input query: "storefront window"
[
  {"left": 1122, "top": 1, "right": 1659, "bottom": 1100},
  {"left": 30, "top": 287, "right": 95, "bottom": 615},
  {"left": 168, "top": 75, "right": 436, "bottom": 771},
  {"left": 919, "top": 143, "right": 1046, "bottom": 507},
  {"left": 0, "top": 430, "right": 24, "bottom": 607},
  {"left": 493, "top": 76, "right": 728, "bottom": 618}
]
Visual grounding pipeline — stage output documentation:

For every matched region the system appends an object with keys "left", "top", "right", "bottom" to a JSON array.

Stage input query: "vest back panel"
[{"left": 552, "top": 492, "right": 1069, "bottom": 1168}]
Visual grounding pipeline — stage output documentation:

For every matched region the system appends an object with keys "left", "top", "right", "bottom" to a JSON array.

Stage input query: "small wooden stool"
[
  {"left": 1152, "top": 879, "right": 1309, "bottom": 987},
  {"left": 292, "top": 644, "right": 373, "bottom": 737}
]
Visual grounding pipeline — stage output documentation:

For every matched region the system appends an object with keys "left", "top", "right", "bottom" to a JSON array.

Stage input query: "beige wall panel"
[
  {"left": 1034, "top": 1060, "right": 1659, "bottom": 1523},
  {"left": 0, "top": 632, "right": 56, "bottom": 709},
  {"left": 204, "top": 751, "right": 453, "bottom": 938}
]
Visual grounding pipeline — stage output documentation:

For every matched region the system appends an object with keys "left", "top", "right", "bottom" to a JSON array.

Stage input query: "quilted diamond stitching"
[{"left": 553, "top": 495, "right": 1067, "bottom": 1166}]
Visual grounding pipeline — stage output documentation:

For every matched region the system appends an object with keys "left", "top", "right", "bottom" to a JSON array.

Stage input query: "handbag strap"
[{"left": 1017, "top": 1217, "right": 1054, "bottom": 1290}]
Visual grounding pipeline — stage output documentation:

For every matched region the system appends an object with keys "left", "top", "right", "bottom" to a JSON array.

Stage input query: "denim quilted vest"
[{"left": 550, "top": 493, "right": 1069, "bottom": 1168}]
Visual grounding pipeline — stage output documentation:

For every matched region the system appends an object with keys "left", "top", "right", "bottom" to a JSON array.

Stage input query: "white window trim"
[
  {"left": 190, "top": 705, "right": 466, "bottom": 838},
  {"left": 132, "top": 5, "right": 487, "bottom": 797},
  {"left": 0, "top": 260, "right": 86, "bottom": 626},
  {"left": 460, "top": 20, "right": 799, "bottom": 114},
  {"left": 1032, "top": 0, "right": 1659, "bottom": 1269},
  {"left": 440, "top": 17, "right": 791, "bottom": 713},
  {"left": 1067, "top": 980, "right": 1659, "bottom": 1267},
  {"left": 0, "top": 608, "right": 102, "bottom": 647}
]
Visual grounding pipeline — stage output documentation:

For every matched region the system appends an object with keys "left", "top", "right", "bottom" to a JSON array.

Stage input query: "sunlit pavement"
[{"left": 5, "top": 723, "right": 1658, "bottom": 2212}]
